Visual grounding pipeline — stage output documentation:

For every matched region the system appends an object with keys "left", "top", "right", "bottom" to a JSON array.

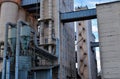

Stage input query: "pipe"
[
  {"left": 48, "top": 0, "right": 53, "bottom": 53},
  {"left": 39, "top": 0, "right": 44, "bottom": 45},
  {"left": 40, "top": 0, "right": 43, "bottom": 19},
  {"left": 6, "top": 58, "right": 10, "bottom": 79},
  {"left": 48, "top": 20, "right": 52, "bottom": 53},
  {"left": 86, "top": 22, "right": 92, "bottom": 79},
  {"left": 2, "top": 22, "right": 16, "bottom": 79},
  {"left": 40, "top": 22, "right": 44, "bottom": 45},
  {"left": 56, "top": 0, "right": 60, "bottom": 78},
  {"left": 48, "top": 0, "right": 52, "bottom": 18},
  {"left": 15, "top": 20, "right": 29, "bottom": 79}
]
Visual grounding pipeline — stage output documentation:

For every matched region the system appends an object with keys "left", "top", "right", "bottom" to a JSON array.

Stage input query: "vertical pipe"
[
  {"left": 40, "top": 0, "right": 44, "bottom": 19},
  {"left": 2, "top": 23, "right": 15, "bottom": 79},
  {"left": 48, "top": 0, "right": 52, "bottom": 53},
  {"left": 40, "top": 0, "right": 44, "bottom": 45},
  {"left": 6, "top": 59, "right": 10, "bottom": 79},
  {"left": 15, "top": 20, "right": 29, "bottom": 79},
  {"left": 50, "top": 69, "right": 52, "bottom": 79},
  {"left": 34, "top": 72, "right": 36, "bottom": 79},
  {"left": 48, "top": 0, "right": 52, "bottom": 18},
  {"left": 56, "top": 0, "right": 60, "bottom": 78},
  {"left": 40, "top": 22, "right": 44, "bottom": 45},
  {"left": 2, "top": 24, "right": 9, "bottom": 79},
  {"left": 86, "top": 22, "right": 92, "bottom": 79},
  {"left": 48, "top": 20, "right": 52, "bottom": 53},
  {"left": 15, "top": 21, "right": 21, "bottom": 79}
]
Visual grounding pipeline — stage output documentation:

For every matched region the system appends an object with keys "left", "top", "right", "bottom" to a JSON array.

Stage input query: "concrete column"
[{"left": 48, "top": 20, "right": 52, "bottom": 53}]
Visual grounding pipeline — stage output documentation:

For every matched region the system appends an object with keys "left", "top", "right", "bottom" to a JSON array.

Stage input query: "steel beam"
[
  {"left": 21, "top": 0, "right": 40, "bottom": 6},
  {"left": 34, "top": 46, "right": 57, "bottom": 60},
  {"left": 61, "top": 8, "right": 97, "bottom": 22},
  {"left": 91, "top": 42, "right": 99, "bottom": 47}
]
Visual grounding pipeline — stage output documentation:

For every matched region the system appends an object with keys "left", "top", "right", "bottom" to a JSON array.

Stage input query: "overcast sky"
[{"left": 74, "top": 0, "right": 118, "bottom": 72}]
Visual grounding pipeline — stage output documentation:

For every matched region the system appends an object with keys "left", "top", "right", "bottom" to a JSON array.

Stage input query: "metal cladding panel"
[
  {"left": 18, "top": 56, "right": 31, "bottom": 70},
  {"left": 36, "top": 69, "right": 52, "bottom": 79},
  {"left": 21, "top": 0, "right": 40, "bottom": 6},
  {"left": 8, "top": 27, "right": 17, "bottom": 38},
  {"left": 19, "top": 71, "right": 28, "bottom": 79},
  {"left": 20, "top": 25, "right": 31, "bottom": 36},
  {"left": 61, "top": 8, "right": 97, "bottom": 22}
]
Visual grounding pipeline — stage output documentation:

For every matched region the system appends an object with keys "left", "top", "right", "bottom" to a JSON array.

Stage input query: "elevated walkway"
[{"left": 61, "top": 8, "right": 97, "bottom": 22}]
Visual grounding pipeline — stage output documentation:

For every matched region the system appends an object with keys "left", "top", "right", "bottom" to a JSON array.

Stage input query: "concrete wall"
[
  {"left": 59, "top": 0, "right": 76, "bottom": 79},
  {"left": 97, "top": 1, "right": 120, "bottom": 79},
  {"left": 76, "top": 7, "right": 97, "bottom": 79},
  {"left": 39, "top": 0, "right": 76, "bottom": 79}
]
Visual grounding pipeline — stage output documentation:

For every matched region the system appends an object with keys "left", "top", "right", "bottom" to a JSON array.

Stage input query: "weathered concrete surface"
[{"left": 97, "top": 1, "right": 120, "bottom": 79}]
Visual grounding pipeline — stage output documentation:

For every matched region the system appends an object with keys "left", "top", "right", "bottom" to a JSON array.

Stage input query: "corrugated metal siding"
[
  {"left": 19, "top": 56, "right": 31, "bottom": 71},
  {"left": 36, "top": 69, "right": 52, "bottom": 79},
  {"left": 21, "top": 0, "right": 40, "bottom": 6}
]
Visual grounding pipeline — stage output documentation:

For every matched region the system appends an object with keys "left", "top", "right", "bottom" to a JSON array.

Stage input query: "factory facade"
[{"left": 0, "top": 0, "right": 76, "bottom": 79}]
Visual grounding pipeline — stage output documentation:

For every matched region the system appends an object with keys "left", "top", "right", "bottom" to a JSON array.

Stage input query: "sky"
[{"left": 74, "top": 0, "right": 118, "bottom": 72}]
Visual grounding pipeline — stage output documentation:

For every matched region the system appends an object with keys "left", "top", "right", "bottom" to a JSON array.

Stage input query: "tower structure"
[
  {"left": 0, "top": 0, "right": 76, "bottom": 79},
  {"left": 76, "top": 7, "right": 97, "bottom": 79}
]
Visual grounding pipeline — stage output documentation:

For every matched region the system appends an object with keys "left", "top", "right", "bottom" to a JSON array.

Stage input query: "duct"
[
  {"left": 15, "top": 20, "right": 29, "bottom": 79},
  {"left": 2, "top": 22, "right": 16, "bottom": 79},
  {"left": 20, "top": 25, "right": 31, "bottom": 54}
]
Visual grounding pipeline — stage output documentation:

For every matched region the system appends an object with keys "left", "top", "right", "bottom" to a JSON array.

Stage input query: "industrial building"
[
  {"left": 0, "top": 0, "right": 120, "bottom": 79},
  {"left": 76, "top": 7, "right": 97, "bottom": 79},
  {"left": 97, "top": 1, "right": 120, "bottom": 79},
  {"left": 0, "top": 0, "right": 76, "bottom": 79}
]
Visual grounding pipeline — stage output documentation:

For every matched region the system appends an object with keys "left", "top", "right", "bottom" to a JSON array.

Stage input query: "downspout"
[
  {"left": 2, "top": 23, "right": 16, "bottom": 79},
  {"left": 15, "top": 20, "right": 28, "bottom": 79}
]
